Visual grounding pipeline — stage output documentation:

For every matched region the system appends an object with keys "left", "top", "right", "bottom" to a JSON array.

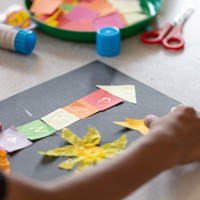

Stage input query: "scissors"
[{"left": 141, "top": 5, "right": 194, "bottom": 50}]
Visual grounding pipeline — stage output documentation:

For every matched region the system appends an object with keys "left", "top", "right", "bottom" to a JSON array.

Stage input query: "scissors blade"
[{"left": 173, "top": 5, "right": 194, "bottom": 25}]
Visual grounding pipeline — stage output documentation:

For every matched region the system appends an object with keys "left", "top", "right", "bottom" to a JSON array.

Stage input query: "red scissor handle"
[
  {"left": 162, "top": 25, "right": 184, "bottom": 50},
  {"left": 141, "top": 23, "right": 173, "bottom": 44}
]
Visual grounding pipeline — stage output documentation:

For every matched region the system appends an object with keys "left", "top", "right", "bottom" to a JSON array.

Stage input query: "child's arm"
[{"left": 4, "top": 106, "right": 200, "bottom": 200}]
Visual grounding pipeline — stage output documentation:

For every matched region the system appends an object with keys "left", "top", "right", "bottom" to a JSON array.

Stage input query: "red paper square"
[{"left": 81, "top": 89, "right": 123, "bottom": 111}]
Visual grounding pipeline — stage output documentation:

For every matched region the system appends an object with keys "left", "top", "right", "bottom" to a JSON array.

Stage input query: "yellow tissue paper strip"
[
  {"left": 114, "top": 118, "right": 149, "bottom": 135},
  {"left": 39, "top": 127, "right": 127, "bottom": 172}
]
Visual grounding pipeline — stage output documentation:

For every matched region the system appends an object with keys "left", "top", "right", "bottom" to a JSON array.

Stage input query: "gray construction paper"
[{"left": 0, "top": 60, "right": 180, "bottom": 181}]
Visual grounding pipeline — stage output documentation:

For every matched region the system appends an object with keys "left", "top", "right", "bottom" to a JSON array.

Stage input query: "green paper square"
[
  {"left": 16, "top": 120, "right": 56, "bottom": 140},
  {"left": 60, "top": 4, "right": 74, "bottom": 11}
]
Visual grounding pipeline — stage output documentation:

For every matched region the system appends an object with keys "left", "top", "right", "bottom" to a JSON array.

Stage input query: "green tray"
[{"left": 24, "top": 0, "right": 163, "bottom": 42}]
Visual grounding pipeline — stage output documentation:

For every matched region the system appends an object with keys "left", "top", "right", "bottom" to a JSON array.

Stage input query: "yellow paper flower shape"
[{"left": 39, "top": 128, "right": 127, "bottom": 172}]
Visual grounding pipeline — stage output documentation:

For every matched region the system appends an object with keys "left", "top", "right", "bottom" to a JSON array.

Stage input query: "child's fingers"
[{"left": 144, "top": 115, "right": 159, "bottom": 128}]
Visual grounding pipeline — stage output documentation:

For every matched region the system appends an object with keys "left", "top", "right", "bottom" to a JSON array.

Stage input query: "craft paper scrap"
[
  {"left": 64, "top": 0, "right": 78, "bottom": 5},
  {"left": 32, "top": 0, "right": 147, "bottom": 32},
  {"left": 67, "top": 4, "right": 99, "bottom": 21},
  {"left": 5, "top": 8, "right": 31, "bottom": 28},
  {"left": 39, "top": 127, "right": 127, "bottom": 172},
  {"left": 0, "top": 148, "right": 10, "bottom": 174},
  {"left": 123, "top": 12, "right": 148, "bottom": 25},
  {"left": 44, "top": 8, "right": 62, "bottom": 27},
  {"left": 17, "top": 120, "right": 56, "bottom": 140},
  {"left": 57, "top": 12, "right": 69, "bottom": 27},
  {"left": 59, "top": 20, "right": 95, "bottom": 31},
  {"left": 41, "top": 108, "right": 80, "bottom": 131},
  {"left": 109, "top": 0, "right": 142, "bottom": 13},
  {"left": 0, "top": 4, "right": 36, "bottom": 29},
  {"left": 30, "top": 0, "right": 63, "bottom": 15},
  {"left": 97, "top": 85, "right": 137, "bottom": 104},
  {"left": 81, "top": 89, "right": 123, "bottom": 111},
  {"left": 61, "top": 4, "right": 75, "bottom": 12},
  {"left": 82, "top": 1, "right": 116, "bottom": 17},
  {"left": 94, "top": 12, "right": 125, "bottom": 30},
  {"left": 114, "top": 118, "right": 149, "bottom": 135},
  {"left": 64, "top": 99, "right": 100, "bottom": 119},
  {"left": 0, "top": 126, "right": 32, "bottom": 152}
]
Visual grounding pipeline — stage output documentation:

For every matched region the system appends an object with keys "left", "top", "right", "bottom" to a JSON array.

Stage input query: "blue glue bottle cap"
[
  {"left": 14, "top": 29, "right": 37, "bottom": 55},
  {"left": 96, "top": 26, "right": 121, "bottom": 57}
]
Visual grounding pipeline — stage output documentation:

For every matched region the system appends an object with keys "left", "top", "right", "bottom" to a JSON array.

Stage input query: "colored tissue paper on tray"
[
  {"left": 39, "top": 127, "right": 127, "bottom": 172},
  {"left": 114, "top": 118, "right": 149, "bottom": 135},
  {"left": 0, "top": 148, "right": 10, "bottom": 174},
  {"left": 30, "top": 0, "right": 148, "bottom": 32}
]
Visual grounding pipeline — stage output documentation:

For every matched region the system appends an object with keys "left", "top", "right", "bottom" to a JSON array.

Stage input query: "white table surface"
[{"left": 0, "top": 0, "right": 200, "bottom": 200}]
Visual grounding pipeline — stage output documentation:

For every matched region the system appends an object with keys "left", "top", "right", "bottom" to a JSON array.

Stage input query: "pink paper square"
[
  {"left": 0, "top": 126, "right": 32, "bottom": 153},
  {"left": 68, "top": 4, "right": 99, "bottom": 21},
  {"left": 81, "top": 89, "right": 123, "bottom": 111},
  {"left": 57, "top": 12, "right": 70, "bottom": 28},
  {"left": 94, "top": 12, "right": 125, "bottom": 30},
  {"left": 59, "top": 20, "right": 95, "bottom": 31}
]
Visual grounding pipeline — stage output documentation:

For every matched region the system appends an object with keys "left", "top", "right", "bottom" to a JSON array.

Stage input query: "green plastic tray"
[{"left": 24, "top": 0, "right": 163, "bottom": 42}]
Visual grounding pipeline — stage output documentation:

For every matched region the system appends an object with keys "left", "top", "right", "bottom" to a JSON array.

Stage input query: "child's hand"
[{"left": 144, "top": 105, "right": 200, "bottom": 165}]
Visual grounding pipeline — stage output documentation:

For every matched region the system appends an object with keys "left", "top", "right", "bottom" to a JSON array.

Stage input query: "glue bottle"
[{"left": 0, "top": 23, "right": 36, "bottom": 55}]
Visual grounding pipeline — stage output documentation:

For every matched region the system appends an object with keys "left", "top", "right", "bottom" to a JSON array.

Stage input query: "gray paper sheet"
[{"left": 0, "top": 60, "right": 179, "bottom": 181}]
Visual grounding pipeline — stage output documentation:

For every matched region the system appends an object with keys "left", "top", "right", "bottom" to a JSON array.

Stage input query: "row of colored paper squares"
[
  {"left": 30, "top": 0, "right": 147, "bottom": 31},
  {"left": 0, "top": 85, "right": 136, "bottom": 153}
]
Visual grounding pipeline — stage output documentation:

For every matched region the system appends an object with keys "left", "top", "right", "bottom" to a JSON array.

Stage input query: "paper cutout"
[
  {"left": 64, "top": 0, "right": 78, "bottom": 4},
  {"left": 40, "top": 127, "right": 127, "bottom": 172},
  {"left": 82, "top": 1, "right": 116, "bottom": 17},
  {"left": 64, "top": 99, "right": 100, "bottom": 119},
  {"left": 59, "top": 20, "right": 95, "bottom": 31},
  {"left": 67, "top": 4, "right": 99, "bottom": 21},
  {"left": 17, "top": 120, "right": 56, "bottom": 140},
  {"left": 0, "top": 4, "right": 36, "bottom": 29},
  {"left": 34, "top": 14, "right": 49, "bottom": 22},
  {"left": 61, "top": 4, "right": 75, "bottom": 12},
  {"left": 44, "top": 8, "right": 62, "bottom": 27},
  {"left": 114, "top": 118, "right": 149, "bottom": 135},
  {"left": 108, "top": 0, "right": 142, "bottom": 13},
  {"left": 30, "top": 0, "right": 63, "bottom": 15},
  {"left": 94, "top": 12, "right": 125, "bottom": 30},
  {"left": 41, "top": 108, "right": 80, "bottom": 130},
  {"left": 81, "top": 89, "right": 123, "bottom": 111},
  {"left": 57, "top": 12, "right": 69, "bottom": 27},
  {"left": 123, "top": 12, "right": 148, "bottom": 25},
  {"left": 0, "top": 148, "right": 10, "bottom": 174},
  {"left": 97, "top": 85, "right": 137, "bottom": 104},
  {"left": 31, "top": 0, "right": 146, "bottom": 32},
  {"left": 5, "top": 9, "right": 31, "bottom": 28},
  {"left": 0, "top": 126, "right": 32, "bottom": 152}
]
